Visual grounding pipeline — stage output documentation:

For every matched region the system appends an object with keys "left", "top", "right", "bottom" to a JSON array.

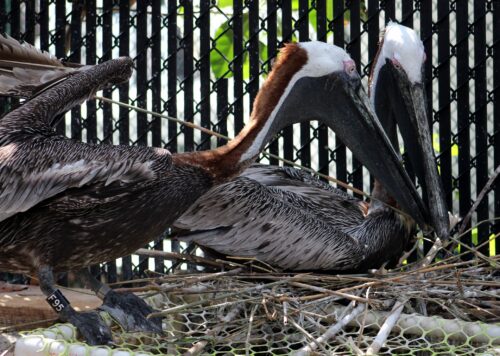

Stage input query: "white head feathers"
[
  {"left": 297, "top": 41, "right": 353, "bottom": 77},
  {"left": 370, "top": 22, "right": 426, "bottom": 98}
]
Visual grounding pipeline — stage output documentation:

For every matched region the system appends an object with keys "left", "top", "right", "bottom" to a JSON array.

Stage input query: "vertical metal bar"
[
  {"left": 401, "top": 1, "right": 413, "bottom": 27},
  {"left": 493, "top": 0, "right": 500, "bottom": 254},
  {"left": 54, "top": 1, "right": 65, "bottom": 135},
  {"left": 8, "top": 1, "right": 20, "bottom": 114},
  {"left": 349, "top": 0, "right": 363, "bottom": 197},
  {"left": 456, "top": 0, "right": 471, "bottom": 250},
  {"left": 69, "top": 2, "right": 82, "bottom": 141},
  {"left": 136, "top": 0, "right": 148, "bottom": 148},
  {"left": 10, "top": 0, "right": 20, "bottom": 38},
  {"left": 383, "top": 0, "right": 395, "bottom": 23},
  {"left": 85, "top": 0, "right": 100, "bottom": 279},
  {"left": 86, "top": 0, "right": 97, "bottom": 143},
  {"left": 421, "top": 0, "right": 433, "bottom": 254},
  {"left": 183, "top": 0, "right": 194, "bottom": 152},
  {"left": 281, "top": 0, "right": 294, "bottom": 165},
  {"left": 0, "top": 1, "right": 5, "bottom": 118},
  {"left": 248, "top": 1, "right": 260, "bottom": 110},
  {"left": 0, "top": 1, "right": 5, "bottom": 34},
  {"left": 102, "top": 1, "right": 116, "bottom": 283},
  {"left": 199, "top": 0, "right": 211, "bottom": 150},
  {"left": 474, "top": 1, "right": 489, "bottom": 255},
  {"left": 151, "top": 0, "right": 164, "bottom": 274},
  {"left": 316, "top": 0, "right": 328, "bottom": 176},
  {"left": 167, "top": 0, "right": 178, "bottom": 153},
  {"left": 101, "top": 0, "right": 114, "bottom": 145},
  {"left": 233, "top": 0, "right": 244, "bottom": 134},
  {"left": 24, "top": 0, "right": 35, "bottom": 43},
  {"left": 119, "top": 0, "right": 132, "bottom": 281},
  {"left": 39, "top": 0, "right": 49, "bottom": 50},
  {"left": 298, "top": 0, "right": 311, "bottom": 168},
  {"left": 438, "top": 2, "right": 452, "bottom": 211},
  {"left": 217, "top": 79, "right": 229, "bottom": 147},
  {"left": 267, "top": 0, "right": 279, "bottom": 165},
  {"left": 333, "top": 0, "right": 346, "bottom": 189},
  {"left": 136, "top": 0, "right": 148, "bottom": 276}
]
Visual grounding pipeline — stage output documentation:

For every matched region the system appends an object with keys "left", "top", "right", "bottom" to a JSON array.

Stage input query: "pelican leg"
[
  {"left": 78, "top": 269, "right": 163, "bottom": 334},
  {"left": 38, "top": 266, "right": 112, "bottom": 345}
]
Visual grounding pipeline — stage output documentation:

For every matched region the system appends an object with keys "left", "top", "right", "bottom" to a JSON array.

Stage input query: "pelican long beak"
[
  {"left": 375, "top": 59, "right": 449, "bottom": 240},
  {"left": 273, "top": 71, "right": 430, "bottom": 228}
]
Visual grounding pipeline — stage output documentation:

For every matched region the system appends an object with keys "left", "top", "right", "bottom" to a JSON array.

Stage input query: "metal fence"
[{"left": 0, "top": 0, "right": 498, "bottom": 282}]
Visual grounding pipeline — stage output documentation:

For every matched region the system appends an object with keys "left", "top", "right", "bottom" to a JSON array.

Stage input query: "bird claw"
[
  {"left": 99, "top": 290, "right": 163, "bottom": 334},
  {"left": 60, "top": 308, "right": 112, "bottom": 346}
]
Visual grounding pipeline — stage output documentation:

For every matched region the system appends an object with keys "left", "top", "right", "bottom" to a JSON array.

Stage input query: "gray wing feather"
[
  {"left": 0, "top": 139, "right": 171, "bottom": 222},
  {"left": 174, "top": 166, "right": 367, "bottom": 270},
  {"left": 0, "top": 34, "right": 81, "bottom": 98}
]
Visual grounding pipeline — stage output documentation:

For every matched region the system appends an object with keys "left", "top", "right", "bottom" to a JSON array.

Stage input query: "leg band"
[{"left": 46, "top": 289, "right": 70, "bottom": 313}]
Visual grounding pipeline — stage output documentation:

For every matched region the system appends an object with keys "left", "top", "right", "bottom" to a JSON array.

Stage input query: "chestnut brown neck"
[{"left": 174, "top": 43, "right": 308, "bottom": 182}]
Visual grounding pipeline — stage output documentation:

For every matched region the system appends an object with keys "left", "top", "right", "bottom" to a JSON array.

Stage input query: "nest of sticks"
[{"left": 102, "top": 227, "right": 499, "bottom": 356}]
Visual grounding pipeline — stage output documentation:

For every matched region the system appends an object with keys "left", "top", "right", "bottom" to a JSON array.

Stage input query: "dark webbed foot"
[
  {"left": 59, "top": 307, "right": 112, "bottom": 345},
  {"left": 99, "top": 290, "right": 163, "bottom": 334}
]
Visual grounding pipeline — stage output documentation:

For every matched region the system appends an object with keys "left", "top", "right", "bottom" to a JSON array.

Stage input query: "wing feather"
[
  {"left": 0, "top": 139, "right": 171, "bottom": 222},
  {"left": 173, "top": 165, "right": 367, "bottom": 270}
]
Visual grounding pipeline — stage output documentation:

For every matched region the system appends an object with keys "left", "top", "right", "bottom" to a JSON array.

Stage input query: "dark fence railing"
[{"left": 0, "top": 0, "right": 498, "bottom": 283}]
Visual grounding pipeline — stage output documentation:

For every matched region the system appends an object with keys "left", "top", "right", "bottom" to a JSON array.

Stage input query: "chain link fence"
[{"left": 0, "top": 0, "right": 498, "bottom": 282}]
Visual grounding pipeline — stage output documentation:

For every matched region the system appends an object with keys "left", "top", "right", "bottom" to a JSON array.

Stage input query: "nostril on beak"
[{"left": 343, "top": 59, "right": 356, "bottom": 75}]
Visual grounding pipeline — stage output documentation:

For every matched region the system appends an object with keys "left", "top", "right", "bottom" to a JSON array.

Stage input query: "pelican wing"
[
  {"left": 0, "top": 139, "right": 171, "bottom": 222},
  {"left": 0, "top": 34, "right": 82, "bottom": 98},
  {"left": 174, "top": 165, "right": 366, "bottom": 270}
]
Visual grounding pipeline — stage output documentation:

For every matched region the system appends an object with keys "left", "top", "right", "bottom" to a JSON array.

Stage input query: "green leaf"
[
  {"left": 217, "top": 0, "right": 233, "bottom": 8},
  {"left": 210, "top": 21, "right": 235, "bottom": 78}
]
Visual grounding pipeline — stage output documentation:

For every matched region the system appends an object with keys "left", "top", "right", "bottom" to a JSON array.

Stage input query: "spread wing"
[
  {"left": 0, "top": 139, "right": 171, "bottom": 222},
  {"left": 0, "top": 33, "right": 82, "bottom": 98},
  {"left": 173, "top": 165, "right": 367, "bottom": 270}
]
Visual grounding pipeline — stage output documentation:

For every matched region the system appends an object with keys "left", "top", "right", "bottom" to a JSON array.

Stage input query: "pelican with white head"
[{"left": 369, "top": 22, "right": 449, "bottom": 240}]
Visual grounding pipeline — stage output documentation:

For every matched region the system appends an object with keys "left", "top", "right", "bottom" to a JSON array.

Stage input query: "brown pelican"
[
  {"left": 0, "top": 37, "right": 426, "bottom": 344},
  {"left": 173, "top": 23, "right": 449, "bottom": 271}
]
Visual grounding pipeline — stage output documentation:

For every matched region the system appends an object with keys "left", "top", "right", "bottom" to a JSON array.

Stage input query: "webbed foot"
[
  {"left": 99, "top": 290, "right": 163, "bottom": 334},
  {"left": 60, "top": 307, "right": 112, "bottom": 345}
]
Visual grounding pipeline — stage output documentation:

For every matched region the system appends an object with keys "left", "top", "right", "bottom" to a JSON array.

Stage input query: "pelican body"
[
  {"left": 173, "top": 23, "right": 449, "bottom": 271},
  {"left": 0, "top": 37, "right": 427, "bottom": 344}
]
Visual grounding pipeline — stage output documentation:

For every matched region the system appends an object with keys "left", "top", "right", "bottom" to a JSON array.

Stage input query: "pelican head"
[
  {"left": 256, "top": 40, "right": 429, "bottom": 228},
  {"left": 369, "top": 22, "right": 449, "bottom": 240}
]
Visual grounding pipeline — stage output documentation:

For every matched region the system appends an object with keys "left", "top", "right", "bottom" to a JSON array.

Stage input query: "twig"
[
  {"left": 295, "top": 301, "right": 366, "bottom": 356},
  {"left": 365, "top": 299, "right": 406, "bottom": 355},
  {"left": 289, "top": 281, "right": 372, "bottom": 304},
  {"left": 245, "top": 304, "right": 259, "bottom": 356},
  {"left": 183, "top": 304, "right": 243, "bottom": 356},
  {"left": 134, "top": 248, "right": 230, "bottom": 268},
  {"left": 148, "top": 279, "right": 289, "bottom": 318},
  {"left": 289, "top": 318, "right": 330, "bottom": 355},
  {"left": 459, "top": 165, "right": 500, "bottom": 235}
]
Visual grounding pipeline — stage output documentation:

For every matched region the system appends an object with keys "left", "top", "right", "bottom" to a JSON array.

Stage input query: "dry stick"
[
  {"left": 134, "top": 248, "right": 229, "bottom": 268},
  {"left": 365, "top": 299, "right": 406, "bottom": 355},
  {"left": 183, "top": 303, "right": 243, "bottom": 356},
  {"left": 295, "top": 301, "right": 366, "bottom": 356},
  {"left": 148, "top": 279, "right": 289, "bottom": 318},
  {"left": 245, "top": 304, "right": 259, "bottom": 356},
  {"left": 288, "top": 318, "right": 330, "bottom": 355},
  {"left": 289, "top": 281, "right": 371, "bottom": 304},
  {"left": 459, "top": 164, "right": 500, "bottom": 236}
]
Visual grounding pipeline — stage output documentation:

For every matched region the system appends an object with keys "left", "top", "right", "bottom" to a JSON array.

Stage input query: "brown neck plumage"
[{"left": 173, "top": 43, "right": 308, "bottom": 182}]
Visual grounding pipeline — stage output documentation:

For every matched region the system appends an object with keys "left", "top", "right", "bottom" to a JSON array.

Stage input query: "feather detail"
[{"left": 0, "top": 34, "right": 82, "bottom": 98}]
